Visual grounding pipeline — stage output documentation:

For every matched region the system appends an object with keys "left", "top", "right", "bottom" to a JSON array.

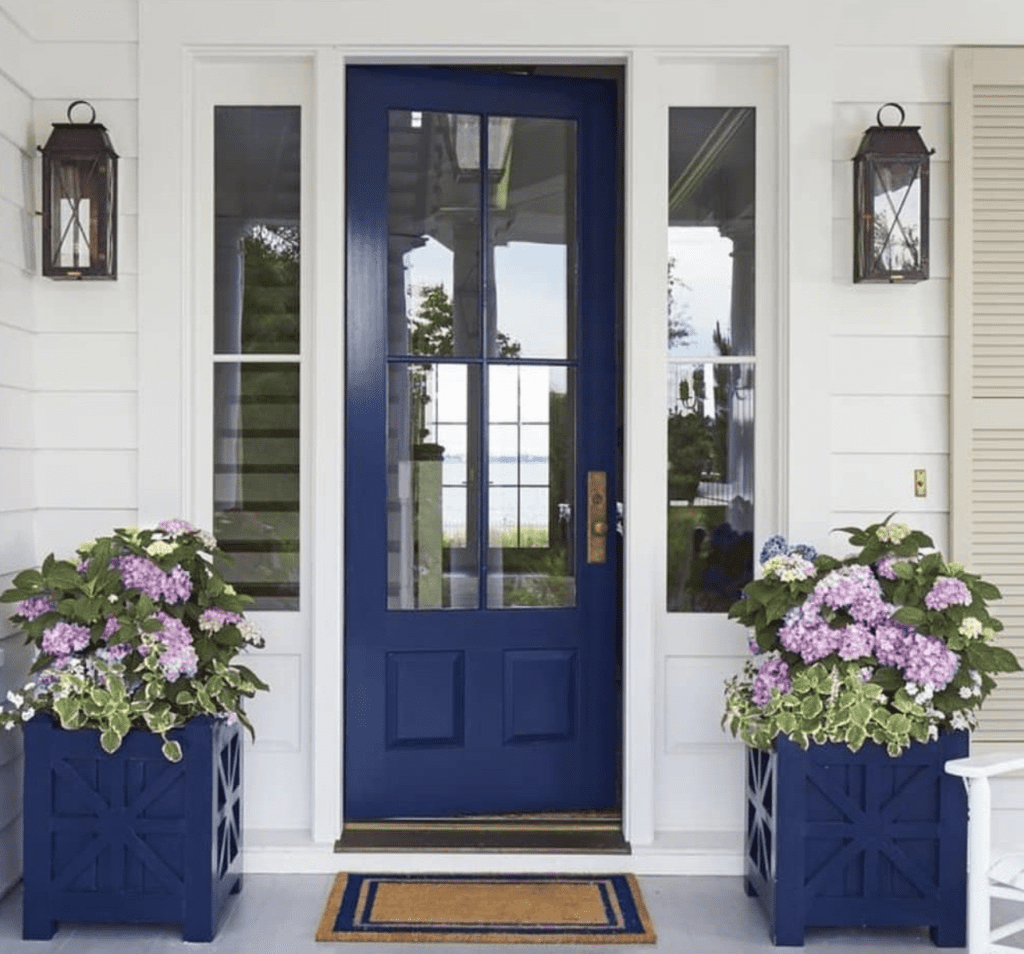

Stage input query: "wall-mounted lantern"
[
  {"left": 39, "top": 100, "right": 118, "bottom": 280},
  {"left": 853, "top": 103, "right": 932, "bottom": 283}
]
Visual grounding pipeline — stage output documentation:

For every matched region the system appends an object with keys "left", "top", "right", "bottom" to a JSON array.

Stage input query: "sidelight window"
[{"left": 666, "top": 107, "right": 756, "bottom": 612}]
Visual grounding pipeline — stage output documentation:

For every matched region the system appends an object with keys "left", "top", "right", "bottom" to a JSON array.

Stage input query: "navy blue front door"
[{"left": 345, "top": 66, "right": 619, "bottom": 818}]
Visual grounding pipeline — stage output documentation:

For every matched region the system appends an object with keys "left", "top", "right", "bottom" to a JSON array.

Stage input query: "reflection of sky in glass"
[
  {"left": 668, "top": 227, "right": 734, "bottom": 356},
  {"left": 493, "top": 242, "right": 567, "bottom": 358}
]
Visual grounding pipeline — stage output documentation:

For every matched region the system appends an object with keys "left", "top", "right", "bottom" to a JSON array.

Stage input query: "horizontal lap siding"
[
  {"left": 30, "top": 56, "right": 140, "bottom": 557},
  {"left": 0, "top": 4, "right": 33, "bottom": 899},
  {"left": 829, "top": 50, "right": 951, "bottom": 557},
  {"left": 0, "top": 1, "right": 140, "bottom": 894}
]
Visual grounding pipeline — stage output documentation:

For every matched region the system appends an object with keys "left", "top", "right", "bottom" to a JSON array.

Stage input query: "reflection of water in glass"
[{"left": 442, "top": 455, "right": 551, "bottom": 540}]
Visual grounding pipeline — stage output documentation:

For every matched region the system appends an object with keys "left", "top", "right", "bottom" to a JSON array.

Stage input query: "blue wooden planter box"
[
  {"left": 22, "top": 713, "right": 243, "bottom": 942},
  {"left": 744, "top": 731, "right": 968, "bottom": 947}
]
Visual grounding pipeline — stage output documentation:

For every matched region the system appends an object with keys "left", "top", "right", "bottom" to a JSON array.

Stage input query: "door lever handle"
[{"left": 587, "top": 471, "right": 608, "bottom": 564}]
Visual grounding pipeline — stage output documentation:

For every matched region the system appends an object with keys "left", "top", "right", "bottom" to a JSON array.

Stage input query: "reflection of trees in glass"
[
  {"left": 667, "top": 255, "right": 695, "bottom": 349},
  {"left": 241, "top": 224, "right": 299, "bottom": 352},
  {"left": 215, "top": 223, "right": 301, "bottom": 608},
  {"left": 872, "top": 207, "right": 920, "bottom": 271},
  {"left": 667, "top": 408, "right": 713, "bottom": 504}
]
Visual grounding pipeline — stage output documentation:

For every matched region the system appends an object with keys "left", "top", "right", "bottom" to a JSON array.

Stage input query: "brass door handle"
[{"left": 587, "top": 471, "right": 608, "bottom": 564}]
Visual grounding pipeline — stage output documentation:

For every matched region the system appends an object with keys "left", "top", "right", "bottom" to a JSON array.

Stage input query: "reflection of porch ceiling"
[
  {"left": 215, "top": 107, "right": 301, "bottom": 223},
  {"left": 668, "top": 107, "right": 754, "bottom": 230},
  {"left": 390, "top": 111, "right": 573, "bottom": 253}
]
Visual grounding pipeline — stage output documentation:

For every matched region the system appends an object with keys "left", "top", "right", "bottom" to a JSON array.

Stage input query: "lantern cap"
[
  {"left": 41, "top": 100, "right": 118, "bottom": 158},
  {"left": 854, "top": 102, "right": 932, "bottom": 160}
]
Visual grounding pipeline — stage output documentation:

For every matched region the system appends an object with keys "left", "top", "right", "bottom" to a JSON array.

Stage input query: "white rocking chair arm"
[{"left": 945, "top": 752, "right": 1024, "bottom": 779}]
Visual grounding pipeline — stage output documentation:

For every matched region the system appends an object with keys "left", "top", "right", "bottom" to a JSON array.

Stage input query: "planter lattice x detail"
[
  {"left": 22, "top": 714, "right": 243, "bottom": 942},
  {"left": 745, "top": 731, "right": 968, "bottom": 947}
]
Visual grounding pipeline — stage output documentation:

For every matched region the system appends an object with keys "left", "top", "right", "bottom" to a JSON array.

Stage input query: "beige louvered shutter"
[{"left": 952, "top": 48, "right": 1024, "bottom": 741}]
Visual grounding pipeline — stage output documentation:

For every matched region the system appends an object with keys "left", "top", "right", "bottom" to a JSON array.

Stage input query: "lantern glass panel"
[
  {"left": 869, "top": 158, "right": 923, "bottom": 275},
  {"left": 45, "top": 154, "right": 115, "bottom": 277}
]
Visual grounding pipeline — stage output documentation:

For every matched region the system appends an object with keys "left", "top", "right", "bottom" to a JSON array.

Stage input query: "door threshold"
[{"left": 334, "top": 813, "right": 629, "bottom": 854}]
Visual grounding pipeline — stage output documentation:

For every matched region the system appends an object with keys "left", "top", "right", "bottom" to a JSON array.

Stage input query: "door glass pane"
[
  {"left": 213, "top": 363, "right": 300, "bottom": 609},
  {"left": 487, "top": 366, "right": 575, "bottom": 608},
  {"left": 667, "top": 362, "right": 754, "bottom": 612},
  {"left": 388, "top": 362, "right": 480, "bottom": 609},
  {"left": 488, "top": 116, "right": 576, "bottom": 360},
  {"left": 214, "top": 107, "right": 301, "bottom": 354},
  {"left": 388, "top": 110, "right": 482, "bottom": 358},
  {"left": 667, "top": 107, "right": 754, "bottom": 357}
]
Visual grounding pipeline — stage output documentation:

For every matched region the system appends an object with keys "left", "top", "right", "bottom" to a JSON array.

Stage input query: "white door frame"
[{"left": 137, "top": 1, "right": 784, "bottom": 861}]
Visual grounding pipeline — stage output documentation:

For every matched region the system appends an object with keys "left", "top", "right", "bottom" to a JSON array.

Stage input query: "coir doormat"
[{"left": 316, "top": 872, "right": 656, "bottom": 943}]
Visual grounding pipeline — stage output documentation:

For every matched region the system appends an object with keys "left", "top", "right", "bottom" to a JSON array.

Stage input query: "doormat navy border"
[{"left": 315, "top": 872, "right": 656, "bottom": 944}]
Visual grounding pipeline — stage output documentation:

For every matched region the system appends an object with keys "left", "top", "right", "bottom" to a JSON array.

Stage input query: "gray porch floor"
[{"left": 0, "top": 874, "right": 967, "bottom": 953}]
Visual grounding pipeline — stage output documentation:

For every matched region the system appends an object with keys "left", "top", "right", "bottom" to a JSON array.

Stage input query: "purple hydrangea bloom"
[
  {"left": 103, "top": 616, "right": 121, "bottom": 639},
  {"left": 837, "top": 622, "right": 874, "bottom": 661},
  {"left": 751, "top": 657, "right": 791, "bottom": 706},
  {"left": 873, "top": 621, "right": 912, "bottom": 668},
  {"left": 924, "top": 577, "right": 972, "bottom": 611},
  {"left": 41, "top": 622, "right": 91, "bottom": 657},
  {"left": 17, "top": 596, "right": 56, "bottom": 620},
  {"left": 901, "top": 632, "right": 960, "bottom": 689},
  {"left": 114, "top": 556, "right": 193, "bottom": 604},
  {"left": 164, "top": 567, "right": 193, "bottom": 603},
  {"left": 875, "top": 555, "right": 899, "bottom": 581},
  {"left": 114, "top": 556, "right": 169, "bottom": 601},
  {"left": 157, "top": 519, "right": 197, "bottom": 537},
  {"left": 151, "top": 612, "right": 198, "bottom": 682}
]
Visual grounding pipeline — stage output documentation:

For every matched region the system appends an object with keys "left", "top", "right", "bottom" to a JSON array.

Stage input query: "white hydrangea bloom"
[
  {"left": 958, "top": 617, "right": 983, "bottom": 639},
  {"left": 762, "top": 553, "right": 816, "bottom": 582},
  {"left": 145, "top": 540, "right": 175, "bottom": 557},
  {"left": 876, "top": 522, "right": 911, "bottom": 544}
]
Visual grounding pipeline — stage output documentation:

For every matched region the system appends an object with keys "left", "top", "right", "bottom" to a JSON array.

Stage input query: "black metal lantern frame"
[
  {"left": 853, "top": 103, "right": 932, "bottom": 284},
  {"left": 40, "top": 100, "right": 118, "bottom": 280}
]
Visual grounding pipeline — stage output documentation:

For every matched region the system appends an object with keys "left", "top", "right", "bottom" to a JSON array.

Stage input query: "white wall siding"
[
  {"left": 0, "top": 2, "right": 34, "bottom": 898},
  {"left": 828, "top": 47, "right": 951, "bottom": 545}
]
